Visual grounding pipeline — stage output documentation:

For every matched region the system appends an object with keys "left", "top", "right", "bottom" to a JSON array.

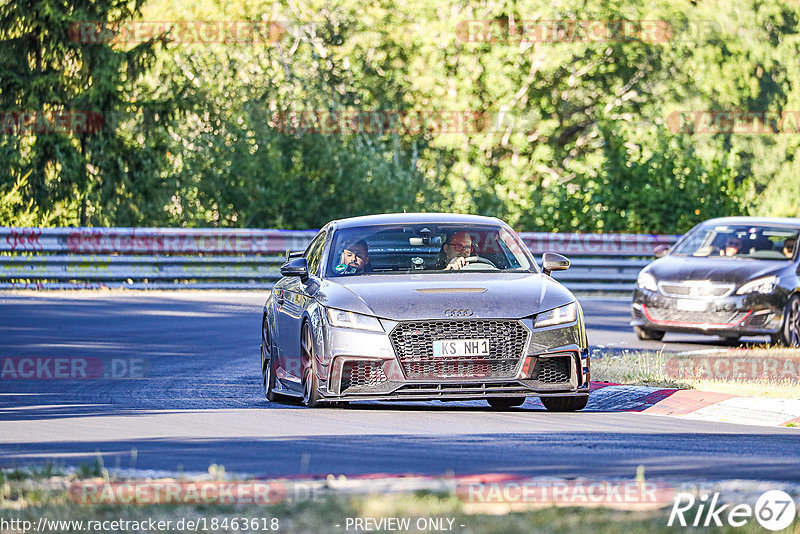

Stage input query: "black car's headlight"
[
  {"left": 326, "top": 308, "right": 384, "bottom": 332},
  {"left": 534, "top": 302, "right": 577, "bottom": 328},
  {"left": 637, "top": 271, "right": 658, "bottom": 292},
  {"left": 735, "top": 276, "right": 777, "bottom": 295}
]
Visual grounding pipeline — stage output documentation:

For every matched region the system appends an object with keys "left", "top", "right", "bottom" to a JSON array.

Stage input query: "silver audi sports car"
[{"left": 260, "top": 213, "right": 590, "bottom": 410}]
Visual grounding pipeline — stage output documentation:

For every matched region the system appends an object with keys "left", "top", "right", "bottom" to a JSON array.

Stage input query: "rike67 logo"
[{"left": 669, "top": 490, "right": 797, "bottom": 530}]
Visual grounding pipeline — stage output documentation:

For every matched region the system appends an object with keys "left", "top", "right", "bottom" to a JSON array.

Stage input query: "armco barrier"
[{"left": 0, "top": 227, "right": 680, "bottom": 293}]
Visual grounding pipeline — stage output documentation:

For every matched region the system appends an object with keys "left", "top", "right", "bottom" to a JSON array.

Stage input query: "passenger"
[
  {"left": 784, "top": 237, "right": 797, "bottom": 259},
  {"left": 336, "top": 240, "right": 371, "bottom": 274},
  {"left": 436, "top": 231, "right": 475, "bottom": 270}
]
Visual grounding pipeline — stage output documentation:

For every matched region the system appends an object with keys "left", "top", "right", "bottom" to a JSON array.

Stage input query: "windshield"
[
  {"left": 326, "top": 223, "right": 536, "bottom": 276},
  {"left": 671, "top": 224, "right": 798, "bottom": 260}
]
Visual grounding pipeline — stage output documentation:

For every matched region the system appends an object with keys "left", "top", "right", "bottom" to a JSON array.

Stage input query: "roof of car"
[
  {"left": 328, "top": 212, "right": 505, "bottom": 230},
  {"left": 700, "top": 216, "right": 800, "bottom": 228}
]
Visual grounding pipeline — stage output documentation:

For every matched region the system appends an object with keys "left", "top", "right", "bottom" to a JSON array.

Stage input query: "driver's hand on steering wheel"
[{"left": 445, "top": 256, "right": 468, "bottom": 270}]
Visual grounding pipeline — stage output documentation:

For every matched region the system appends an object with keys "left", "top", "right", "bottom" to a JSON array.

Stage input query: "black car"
[{"left": 631, "top": 217, "right": 800, "bottom": 346}]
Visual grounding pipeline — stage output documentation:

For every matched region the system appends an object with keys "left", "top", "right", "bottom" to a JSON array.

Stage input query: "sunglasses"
[{"left": 448, "top": 243, "right": 474, "bottom": 253}]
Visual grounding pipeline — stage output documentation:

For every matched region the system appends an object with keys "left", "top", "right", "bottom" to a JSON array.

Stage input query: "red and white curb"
[{"left": 589, "top": 382, "right": 800, "bottom": 428}]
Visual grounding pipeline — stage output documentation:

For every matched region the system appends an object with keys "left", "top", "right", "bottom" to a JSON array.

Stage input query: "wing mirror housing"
[
  {"left": 654, "top": 245, "right": 670, "bottom": 258},
  {"left": 542, "top": 252, "right": 570, "bottom": 275},
  {"left": 285, "top": 249, "right": 304, "bottom": 261},
  {"left": 280, "top": 257, "right": 309, "bottom": 281}
]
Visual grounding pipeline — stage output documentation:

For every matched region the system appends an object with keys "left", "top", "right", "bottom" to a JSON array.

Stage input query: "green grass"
[{"left": 592, "top": 348, "right": 800, "bottom": 399}]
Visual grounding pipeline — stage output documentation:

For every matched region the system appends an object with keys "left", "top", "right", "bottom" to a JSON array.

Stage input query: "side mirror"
[
  {"left": 542, "top": 252, "right": 570, "bottom": 276},
  {"left": 285, "top": 249, "right": 304, "bottom": 261},
  {"left": 280, "top": 257, "right": 309, "bottom": 281},
  {"left": 654, "top": 245, "right": 670, "bottom": 258}
]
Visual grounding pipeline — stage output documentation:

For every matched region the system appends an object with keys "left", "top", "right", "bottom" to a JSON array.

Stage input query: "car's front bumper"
[
  {"left": 631, "top": 287, "right": 785, "bottom": 336},
  {"left": 315, "top": 318, "right": 590, "bottom": 403}
]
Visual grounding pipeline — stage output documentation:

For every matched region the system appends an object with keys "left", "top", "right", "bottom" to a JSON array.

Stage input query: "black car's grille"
[
  {"left": 646, "top": 306, "right": 750, "bottom": 326},
  {"left": 389, "top": 320, "right": 528, "bottom": 379},
  {"left": 340, "top": 361, "right": 387, "bottom": 392},
  {"left": 531, "top": 357, "right": 571, "bottom": 384},
  {"left": 658, "top": 282, "right": 733, "bottom": 298}
]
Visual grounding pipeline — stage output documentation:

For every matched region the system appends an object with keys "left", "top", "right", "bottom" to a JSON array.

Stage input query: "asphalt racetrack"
[{"left": 1, "top": 292, "right": 798, "bottom": 482}]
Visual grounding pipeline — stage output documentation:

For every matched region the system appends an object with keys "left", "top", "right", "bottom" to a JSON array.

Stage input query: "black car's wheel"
[
  {"left": 487, "top": 397, "right": 526, "bottom": 409},
  {"left": 301, "top": 322, "right": 323, "bottom": 408},
  {"left": 541, "top": 395, "right": 588, "bottom": 412},
  {"left": 261, "top": 316, "right": 280, "bottom": 402},
  {"left": 771, "top": 294, "right": 800, "bottom": 347},
  {"left": 634, "top": 326, "right": 665, "bottom": 341}
]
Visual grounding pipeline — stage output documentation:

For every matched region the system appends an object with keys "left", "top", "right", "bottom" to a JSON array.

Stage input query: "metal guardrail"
[{"left": 0, "top": 227, "right": 680, "bottom": 293}]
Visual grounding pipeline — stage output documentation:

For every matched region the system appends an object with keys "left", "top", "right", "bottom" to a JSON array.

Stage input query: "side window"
[{"left": 305, "top": 231, "right": 327, "bottom": 276}]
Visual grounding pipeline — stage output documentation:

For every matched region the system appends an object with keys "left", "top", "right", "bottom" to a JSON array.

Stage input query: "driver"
[
  {"left": 722, "top": 237, "right": 743, "bottom": 257},
  {"left": 335, "top": 240, "right": 371, "bottom": 274},
  {"left": 437, "top": 231, "right": 475, "bottom": 270}
]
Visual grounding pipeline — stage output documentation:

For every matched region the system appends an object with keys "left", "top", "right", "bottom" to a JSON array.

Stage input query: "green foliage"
[{"left": 1, "top": 0, "right": 798, "bottom": 231}]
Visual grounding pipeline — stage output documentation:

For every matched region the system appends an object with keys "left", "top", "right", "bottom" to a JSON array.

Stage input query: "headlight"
[
  {"left": 326, "top": 308, "right": 384, "bottom": 332},
  {"left": 637, "top": 271, "right": 658, "bottom": 292},
  {"left": 736, "top": 276, "right": 777, "bottom": 295},
  {"left": 534, "top": 302, "right": 577, "bottom": 328}
]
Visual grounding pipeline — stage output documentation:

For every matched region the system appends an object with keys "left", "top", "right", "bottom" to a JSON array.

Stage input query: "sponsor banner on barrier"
[{"left": 0, "top": 357, "right": 150, "bottom": 379}]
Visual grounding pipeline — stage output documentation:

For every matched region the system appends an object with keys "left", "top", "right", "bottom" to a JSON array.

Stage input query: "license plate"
[
  {"left": 676, "top": 299, "right": 707, "bottom": 311},
  {"left": 432, "top": 339, "right": 489, "bottom": 357}
]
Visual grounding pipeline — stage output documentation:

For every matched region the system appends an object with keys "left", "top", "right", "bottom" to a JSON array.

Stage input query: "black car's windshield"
[
  {"left": 671, "top": 224, "right": 799, "bottom": 260},
  {"left": 326, "top": 224, "right": 536, "bottom": 276}
]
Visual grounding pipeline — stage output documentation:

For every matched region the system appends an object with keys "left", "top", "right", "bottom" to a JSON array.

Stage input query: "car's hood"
[
  {"left": 646, "top": 255, "right": 790, "bottom": 286},
  {"left": 314, "top": 272, "right": 574, "bottom": 320}
]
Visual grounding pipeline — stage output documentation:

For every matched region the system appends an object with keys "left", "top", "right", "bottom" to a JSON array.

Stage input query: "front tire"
[
  {"left": 541, "top": 395, "right": 588, "bottom": 412},
  {"left": 262, "top": 346, "right": 279, "bottom": 402},
  {"left": 262, "top": 317, "right": 281, "bottom": 402},
  {"left": 301, "top": 322, "right": 323, "bottom": 408},
  {"left": 771, "top": 294, "right": 800, "bottom": 347},
  {"left": 634, "top": 326, "right": 665, "bottom": 341},
  {"left": 487, "top": 397, "right": 526, "bottom": 409}
]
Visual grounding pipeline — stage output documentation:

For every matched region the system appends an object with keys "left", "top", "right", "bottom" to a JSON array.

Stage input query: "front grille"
[
  {"left": 389, "top": 320, "right": 528, "bottom": 379},
  {"left": 645, "top": 306, "right": 749, "bottom": 326},
  {"left": 658, "top": 282, "right": 734, "bottom": 298},
  {"left": 531, "top": 357, "right": 571, "bottom": 383},
  {"left": 340, "top": 361, "right": 387, "bottom": 392}
]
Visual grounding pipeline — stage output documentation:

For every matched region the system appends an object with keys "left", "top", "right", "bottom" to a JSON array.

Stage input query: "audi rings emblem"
[{"left": 444, "top": 308, "right": 474, "bottom": 317}]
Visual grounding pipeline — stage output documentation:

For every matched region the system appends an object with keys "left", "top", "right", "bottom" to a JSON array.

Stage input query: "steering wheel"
[{"left": 457, "top": 256, "right": 498, "bottom": 270}]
